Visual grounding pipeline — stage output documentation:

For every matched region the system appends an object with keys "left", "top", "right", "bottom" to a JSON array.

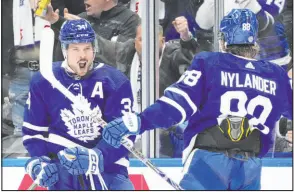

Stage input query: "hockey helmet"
[{"left": 220, "top": 9, "right": 258, "bottom": 45}]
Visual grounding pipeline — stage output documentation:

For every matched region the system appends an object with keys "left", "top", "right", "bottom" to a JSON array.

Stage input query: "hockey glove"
[
  {"left": 102, "top": 113, "right": 141, "bottom": 148},
  {"left": 57, "top": 146, "right": 104, "bottom": 175},
  {"left": 25, "top": 156, "right": 59, "bottom": 188}
]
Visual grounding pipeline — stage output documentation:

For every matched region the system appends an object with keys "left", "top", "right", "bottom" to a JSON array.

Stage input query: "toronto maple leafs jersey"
[
  {"left": 139, "top": 51, "right": 293, "bottom": 159},
  {"left": 22, "top": 61, "right": 135, "bottom": 175}
]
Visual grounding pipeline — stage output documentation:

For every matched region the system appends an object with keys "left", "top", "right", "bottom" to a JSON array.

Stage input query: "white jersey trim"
[
  {"left": 165, "top": 87, "right": 197, "bottom": 115},
  {"left": 159, "top": 96, "right": 186, "bottom": 124},
  {"left": 182, "top": 148, "right": 197, "bottom": 174},
  {"left": 94, "top": 63, "right": 105, "bottom": 69},
  {"left": 23, "top": 134, "right": 48, "bottom": 142},
  {"left": 23, "top": 122, "right": 49, "bottom": 132},
  {"left": 270, "top": 53, "right": 292, "bottom": 66},
  {"left": 182, "top": 134, "right": 197, "bottom": 164}
]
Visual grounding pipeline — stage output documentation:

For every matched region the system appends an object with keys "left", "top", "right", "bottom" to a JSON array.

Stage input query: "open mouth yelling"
[{"left": 78, "top": 61, "right": 87, "bottom": 69}]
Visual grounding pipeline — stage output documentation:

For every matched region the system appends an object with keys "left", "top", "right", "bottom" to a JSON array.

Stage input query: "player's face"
[
  {"left": 67, "top": 43, "right": 95, "bottom": 76},
  {"left": 84, "top": 0, "right": 106, "bottom": 17},
  {"left": 135, "top": 25, "right": 166, "bottom": 58}
]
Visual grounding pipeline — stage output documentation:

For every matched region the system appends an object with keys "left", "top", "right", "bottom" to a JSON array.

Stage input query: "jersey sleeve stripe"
[
  {"left": 165, "top": 87, "right": 198, "bottom": 115},
  {"left": 23, "top": 122, "right": 49, "bottom": 132},
  {"left": 23, "top": 134, "right": 48, "bottom": 142},
  {"left": 159, "top": 96, "right": 186, "bottom": 124}
]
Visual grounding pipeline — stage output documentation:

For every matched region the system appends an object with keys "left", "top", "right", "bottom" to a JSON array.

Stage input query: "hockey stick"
[
  {"left": 36, "top": 27, "right": 183, "bottom": 190},
  {"left": 27, "top": 27, "right": 96, "bottom": 191}
]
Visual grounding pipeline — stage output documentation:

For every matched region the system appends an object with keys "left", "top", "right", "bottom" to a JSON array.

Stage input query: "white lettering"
[
  {"left": 252, "top": 75, "right": 259, "bottom": 90},
  {"left": 91, "top": 82, "right": 104, "bottom": 98},
  {"left": 235, "top": 73, "right": 243, "bottom": 88},
  {"left": 270, "top": 81, "right": 276, "bottom": 96},
  {"left": 228, "top": 73, "right": 236, "bottom": 87},
  {"left": 221, "top": 72, "right": 276, "bottom": 96},
  {"left": 263, "top": 79, "right": 270, "bottom": 94},
  {"left": 244, "top": 74, "right": 252, "bottom": 88},
  {"left": 221, "top": 71, "right": 228, "bottom": 86}
]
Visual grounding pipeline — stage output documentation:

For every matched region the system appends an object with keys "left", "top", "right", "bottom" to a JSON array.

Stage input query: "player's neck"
[{"left": 229, "top": 53, "right": 257, "bottom": 61}]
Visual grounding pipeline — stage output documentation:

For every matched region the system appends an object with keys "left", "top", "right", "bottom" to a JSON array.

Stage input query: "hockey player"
[
  {"left": 23, "top": 19, "right": 135, "bottom": 190},
  {"left": 102, "top": 9, "right": 293, "bottom": 190}
]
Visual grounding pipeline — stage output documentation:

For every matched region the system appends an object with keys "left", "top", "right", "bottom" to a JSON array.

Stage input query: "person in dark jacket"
[
  {"left": 40, "top": 0, "right": 140, "bottom": 61},
  {"left": 91, "top": 16, "right": 201, "bottom": 157},
  {"left": 51, "top": 0, "right": 85, "bottom": 16},
  {"left": 92, "top": 16, "right": 199, "bottom": 97}
]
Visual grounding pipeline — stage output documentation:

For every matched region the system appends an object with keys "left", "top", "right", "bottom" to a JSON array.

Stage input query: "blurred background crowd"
[{"left": 2, "top": 0, "right": 293, "bottom": 159}]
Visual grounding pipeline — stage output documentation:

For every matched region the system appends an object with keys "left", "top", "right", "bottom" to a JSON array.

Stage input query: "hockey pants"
[{"left": 180, "top": 149, "right": 262, "bottom": 190}]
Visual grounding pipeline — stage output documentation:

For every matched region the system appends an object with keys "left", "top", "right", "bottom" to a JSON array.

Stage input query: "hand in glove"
[
  {"left": 102, "top": 113, "right": 141, "bottom": 148},
  {"left": 25, "top": 156, "right": 59, "bottom": 188},
  {"left": 58, "top": 146, "right": 104, "bottom": 175}
]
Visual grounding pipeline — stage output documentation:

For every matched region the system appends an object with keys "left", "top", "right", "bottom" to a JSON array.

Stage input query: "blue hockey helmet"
[
  {"left": 59, "top": 19, "right": 96, "bottom": 45},
  {"left": 220, "top": 9, "right": 258, "bottom": 45}
]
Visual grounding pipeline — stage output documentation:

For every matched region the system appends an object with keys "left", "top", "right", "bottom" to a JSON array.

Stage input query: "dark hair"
[{"left": 219, "top": 32, "right": 259, "bottom": 58}]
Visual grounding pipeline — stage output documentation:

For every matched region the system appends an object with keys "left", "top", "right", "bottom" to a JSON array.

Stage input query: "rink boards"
[{"left": 2, "top": 158, "right": 293, "bottom": 190}]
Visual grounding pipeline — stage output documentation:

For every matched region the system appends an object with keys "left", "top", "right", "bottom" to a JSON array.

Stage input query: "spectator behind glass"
[
  {"left": 160, "top": 0, "right": 202, "bottom": 41},
  {"left": 89, "top": 16, "right": 200, "bottom": 157},
  {"left": 90, "top": 17, "right": 199, "bottom": 104},
  {"left": 2, "top": 0, "right": 49, "bottom": 158},
  {"left": 2, "top": 0, "right": 15, "bottom": 138},
  {"left": 281, "top": 0, "right": 293, "bottom": 53},
  {"left": 7, "top": 1, "right": 50, "bottom": 136},
  {"left": 37, "top": 0, "right": 140, "bottom": 61}
]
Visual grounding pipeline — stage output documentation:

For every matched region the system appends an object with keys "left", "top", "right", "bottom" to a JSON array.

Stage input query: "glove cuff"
[
  {"left": 87, "top": 148, "right": 104, "bottom": 175},
  {"left": 25, "top": 156, "right": 50, "bottom": 180},
  {"left": 122, "top": 113, "right": 141, "bottom": 134},
  {"left": 25, "top": 157, "right": 40, "bottom": 180}
]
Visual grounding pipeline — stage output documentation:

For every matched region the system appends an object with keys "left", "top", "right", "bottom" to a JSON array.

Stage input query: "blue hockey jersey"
[
  {"left": 139, "top": 52, "right": 292, "bottom": 161},
  {"left": 22, "top": 62, "right": 135, "bottom": 175}
]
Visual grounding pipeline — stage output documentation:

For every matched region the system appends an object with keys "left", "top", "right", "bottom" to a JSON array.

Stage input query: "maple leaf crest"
[{"left": 60, "top": 94, "right": 102, "bottom": 142}]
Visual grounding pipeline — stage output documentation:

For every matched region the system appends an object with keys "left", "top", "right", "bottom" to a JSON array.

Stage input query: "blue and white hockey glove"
[
  {"left": 25, "top": 156, "right": 59, "bottom": 188},
  {"left": 57, "top": 146, "right": 104, "bottom": 175},
  {"left": 102, "top": 113, "right": 141, "bottom": 148}
]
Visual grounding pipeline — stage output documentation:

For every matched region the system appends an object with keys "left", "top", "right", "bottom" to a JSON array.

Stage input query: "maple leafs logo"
[{"left": 60, "top": 94, "right": 102, "bottom": 142}]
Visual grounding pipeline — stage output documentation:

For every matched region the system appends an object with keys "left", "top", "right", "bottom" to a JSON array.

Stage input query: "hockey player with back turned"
[
  {"left": 101, "top": 9, "right": 293, "bottom": 190},
  {"left": 23, "top": 19, "right": 135, "bottom": 190}
]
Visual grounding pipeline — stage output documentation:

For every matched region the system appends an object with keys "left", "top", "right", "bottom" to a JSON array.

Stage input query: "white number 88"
[
  {"left": 177, "top": 70, "right": 202, "bottom": 86},
  {"left": 242, "top": 23, "right": 251, "bottom": 31},
  {"left": 220, "top": 91, "right": 272, "bottom": 134}
]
